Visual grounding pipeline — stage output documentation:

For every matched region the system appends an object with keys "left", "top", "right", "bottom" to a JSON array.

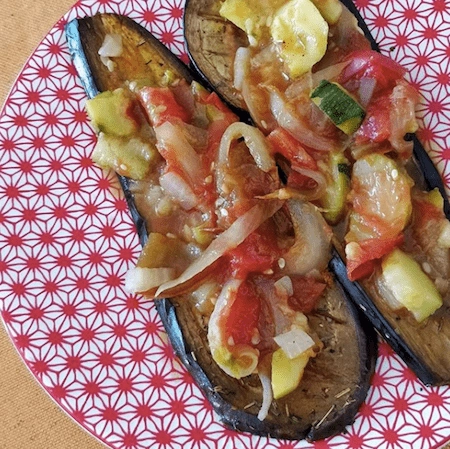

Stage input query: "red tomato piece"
[
  {"left": 267, "top": 127, "right": 318, "bottom": 171},
  {"left": 346, "top": 234, "right": 404, "bottom": 281},
  {"left": 288, "top": 276, "right": 327, "bottom": 314},
  {"left": 340, "top": 51, "right": 409, "bottom": 145},
  {"left": 224, "top": 279, "right": 261, "bottom": 346},
  {"left": 205, "top": 91, "right": 238, "bottom": 120},
  {"left": 139, "top": 86, "right": 191, "bottom": 126},
  {"left": 354, "top": 95, "right": 391, "bottom": 144},
  {"left": 229, "top": 226, "right": 281, "bottom": 279},
  {"left": 340, "top": 50, "right": 406, "bottom": 92},
  {"left": 286, "top": 170, "right": 319, "bottom": 191}
]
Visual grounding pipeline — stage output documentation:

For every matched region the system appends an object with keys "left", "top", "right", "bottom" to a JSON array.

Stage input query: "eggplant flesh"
[
  {"left": 183, "top": 0, "right": 248, "bottom": 112},
  {"left": 183, "top": 0, "right": 450, "bottom": 386},
  {"left": 158, "top": 283, "right": 377, "bottom": 440},
  {"left": 65, "top": 13, "right": 377, "bottom": 440}
]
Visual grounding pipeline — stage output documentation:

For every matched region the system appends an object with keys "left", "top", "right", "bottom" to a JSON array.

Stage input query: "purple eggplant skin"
[
  {"left": 183, "top": 0, "right": 247, "bottom": 112},
  {"left": 183, "top": 0, "right": 450, "bottom": 387},
  {"left": 183, "top": 0, "right": 449, "bottom": 216},
  {"left": 65, "top": 15, "right": 195, "bottom": 247},
  {"left": 65, "top": 13, "right": 377, "bottom": 441},
  {"left": 156, "top": 285, "right": 378, "bottom": 441}
]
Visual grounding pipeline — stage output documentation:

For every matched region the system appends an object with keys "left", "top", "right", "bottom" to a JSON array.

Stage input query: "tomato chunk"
[
  {"left": 286, "top": 170, "right": 319, "bottom": 192},
  {"left": 346, "top": 234, "right": 404, "bottom": 281},
  {"left": 267, "top": 127, "right": 318, "bottom": 171},
  {"left": 139, "top": 86, "right": 191, "bottom": 126},
  {"left": 205, "top": 91, "right": 238, "bottom": 118},
  {"left": 229, "top": 226, "right": 281, "bottom": 278},
  {"left": 354, "top": 95, "right": 391, "bottom": 144},
  {"left": 224, "top": 280, "right": 261, "bottom": 346},
  {"left": 288, "top": 276, "right": 327, "bottom": 313},
  {"left": 340, "top": 50, "right": 406, "bottom": 92}
]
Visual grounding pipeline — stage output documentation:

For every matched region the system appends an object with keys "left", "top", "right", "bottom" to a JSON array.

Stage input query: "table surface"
[{"left": 1, "top": 1, "right": 450, "bottom": 449}]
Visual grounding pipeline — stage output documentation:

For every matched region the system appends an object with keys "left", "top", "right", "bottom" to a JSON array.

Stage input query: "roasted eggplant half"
[
  {"left": 184, "top": 0, "right": 450, "bottom": 385},
  {"left": 65, "top": 13, "right": 377, "bottom": 441}
]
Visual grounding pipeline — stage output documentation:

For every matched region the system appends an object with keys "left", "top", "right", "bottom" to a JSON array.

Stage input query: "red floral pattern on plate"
[{"left": 1, "top": 0, "right": 450, "bottom": 448}]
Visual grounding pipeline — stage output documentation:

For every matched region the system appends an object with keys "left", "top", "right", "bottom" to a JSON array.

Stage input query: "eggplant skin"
[
  {"left": 184, "top": 0, "right": 450, "bottom": 387},
  {"left": 65, "top": 13, "right": 377, "bottom": 441},
  {"left": 331, "top": 252, "right": 450, "bottom": 387},
  {"left": 70, "top": 14, "right": 195, "bottom": 94},
  {"left": 183, "top": 0, "right": 248, "bottom": 111},
  {"left": 156, "top": 282, "right": 377, "bottom": 441}
]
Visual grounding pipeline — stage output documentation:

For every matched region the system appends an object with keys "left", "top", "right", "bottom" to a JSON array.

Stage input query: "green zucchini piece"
[
  {"left": 271, "top": 348, "right": 310, "bottom": 399},
  {"left": 86, "top": 88, "right": 139, "bottom": 137},
  {"left": 311, "top": 80, "right": 365, "bottom": 134},
  {"left": 320, "top": 152, "right": 351, "bottom": 224},
  {"left": 92, "top": 132, "right": 157, "bottom": 180},
  {"left": 380, "top": 248, "right": 443, "bottom": 323}
]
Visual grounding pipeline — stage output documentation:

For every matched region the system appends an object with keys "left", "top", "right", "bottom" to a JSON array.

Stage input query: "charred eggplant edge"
[
  {"left": 183, "top": 0, "right": 450, "bottom": 216},
  {"left": 156, "top": 285, "right": 377, "bottom": 441},
  {"left": 338, "top": 0, "right": 450, "bottom": 217},
  {"left": 327, "top": 0, "right": 450, "bottom": 385},
  {"left": 66, "top": 18, "right": 149, "bottom": 247},
  {"left": 65, "top": 14, "right": 377, "bottom": 441},
  {"left": 183, "top": 0, "right": 450, "bottom": 385}
]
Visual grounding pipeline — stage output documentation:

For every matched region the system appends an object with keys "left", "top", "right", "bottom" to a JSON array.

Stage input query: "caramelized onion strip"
[
  {"left": 155, "top": 200, "right": 283, "bottom": 298},
  {"left": 269, "top": 89, "right": 338, "bottom": 152},
  {"left": 283, "top": 200, "right": 332, "bottom": 275},
  {"left": 218, "top": 122, "right": 276, "bottom": 174}
]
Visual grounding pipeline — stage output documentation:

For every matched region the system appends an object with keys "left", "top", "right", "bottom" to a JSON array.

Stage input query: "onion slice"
[
  {"left": 269, "top": 89, "right": 338, "bottom": 152},
  {"left": 159, "top": 171, "right": 198, "bottom": 210},
  {"left": 155, "top": 200, "right": 283, "bottom": 298},
  {"left": 273, "top": 328, "right": 315, "bottom": 359},
  {"left": 235, "top": 47, "right": 277, "bottom": 131},
  {"left": 311, "top": 61, "right": 350, "bottom": 86},
  {"left": 98, "top": 33, "right": 123, "bottom": 71},
  {"left": 274, "top": 275, "right": 294, "bottom": 297},
  {"left": 98, "top": 33, "right": 123, "bottom": 57},
  {"left": 283, "top": 200, "right": 332, "bottom": 275},
  {"left": 358, "top": 77, "right": 376, "bottom": 108},
  {"left": 218, "top": 122, "right": 276, "bottom": 173},
  {"left": 257, "top": 369, "right": 273, "bottom": 421},
  {"left": 154, "top": 121, "right": 204, "bottom": 188},
  {"left": 375, "top": 273, "right": 404, "bottom": 311},
  {"left": 124, "top": 267, "right": 176, "bottom": 295},
  {"left": 233, "top": 46, "right": 248, "bottom": 92}
]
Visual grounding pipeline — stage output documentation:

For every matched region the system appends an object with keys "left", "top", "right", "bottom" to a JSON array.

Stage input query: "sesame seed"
[{"left": 422, "top": 262, "right": 432, "bottom": 274}]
